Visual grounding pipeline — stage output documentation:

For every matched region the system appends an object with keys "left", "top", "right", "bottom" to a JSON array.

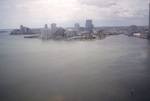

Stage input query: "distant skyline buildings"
[
  {"left": 20, "top": 25, "right": 31, "bottom": 34},
  {"left": 44, "top": 24, "right": 48, "bottom": 29},
  {"left": 11, "top": 20, "right": 149, "bottom": 38},
  {"left": 129, "top": 25, "right": 138, "bottom": 35},
  {"left": 85, "top": 20, "right": 93, "bottom": 33},
  {"left": 85, "top": 20, "right": 92, "bottom": 29},
  {"left": 74, "top": 23, "right": 80, "bottom": 30},
  {"left": 20, "top": 25, "right": 24, "bottom": 33},
  {"left": 51, "top": 23, "right": 57, "bottom": 34}
]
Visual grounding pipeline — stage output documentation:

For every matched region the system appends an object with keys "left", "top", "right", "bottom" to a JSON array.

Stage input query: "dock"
[{"left": 24, "top": 35, "right": 38, "bottom": 38}]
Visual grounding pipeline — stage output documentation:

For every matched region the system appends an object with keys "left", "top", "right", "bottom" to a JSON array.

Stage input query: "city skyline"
[{"left": 0, "top": 0, "right": 149, "bottom": 29}]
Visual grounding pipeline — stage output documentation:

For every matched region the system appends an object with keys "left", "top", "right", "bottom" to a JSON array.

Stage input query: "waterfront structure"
[
  {"left": 41, "top": 28, "right": 52, "bottom": 39},
  {"left": 24, "top": 27, "right": 27, "bottom": 33},
  {"left": 65, "top": 29, "right": 77, "bottom": 38},
  {"left": 74, "top": 23, "right": 80, "bottom": 30},
  {"left": 10, "top": 29, "right": 21, "bottom": 35},
  {"left": 129, "top": 25, "right": 138, "bottom": 36},
  {"left": 54, "top": 27, "right": 66, "bottom": 37},
  {"left": 51, "top": 23, "right": 57, "bottom": 34},
  {"left": 10, "top": 25, "right": 41, "bottom": 35},
  {"left": 133, "top": 33, "right": 141, "bottom": 37},
  {"left": 31, "top": 28, "right": 41, "bottom": 34},
  {"left": 10, "top": 25, "right": 34, "bottom": 35},
  {"left": 85, "top": 20, "right": 93, "bottom": 33}
]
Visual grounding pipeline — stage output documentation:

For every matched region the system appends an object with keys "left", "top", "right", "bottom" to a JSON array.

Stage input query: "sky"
[{"left": 0, "top": 0, "right": 149, "bottom": 29}]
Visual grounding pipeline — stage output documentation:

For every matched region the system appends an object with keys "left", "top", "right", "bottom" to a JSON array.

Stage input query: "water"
[{"left": 0, "top": 30, "right": 150, "bottom": 101}]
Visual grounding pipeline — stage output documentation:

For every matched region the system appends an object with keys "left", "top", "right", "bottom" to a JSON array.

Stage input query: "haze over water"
[{"left": 0, "top": 31, "right": 150, "bottom": 101}]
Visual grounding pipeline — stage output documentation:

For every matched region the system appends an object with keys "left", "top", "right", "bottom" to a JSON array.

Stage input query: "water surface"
[{"left": 0, "top": 31, "right": 150, "bottom": 101}]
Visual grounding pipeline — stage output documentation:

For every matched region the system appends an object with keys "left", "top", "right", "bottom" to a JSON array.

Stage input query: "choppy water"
[{"left": 0, "top": 31, "right": 150, "bottom": 101}]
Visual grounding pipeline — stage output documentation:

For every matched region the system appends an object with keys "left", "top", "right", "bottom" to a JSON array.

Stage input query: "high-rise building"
[
  {"left": 24, "top": 27, "right": 27, "bottom": 33},
  {"left": 85, "top": 20, "right": 93, "bottom": 33},
  {"left": 148, "top": 3, "right": 150, "bottom": 38},
  {"left": 44, "top": 24, "right": 48, "bottom": 28},
  {"left": 20, "top": 25, "right": 24, "bottom": 33},
  {"left": 74, "top": 23, "right": 80, "bottom": 30},
  {"left": 51, "top": 23, "right": 57, "bottom": 34}
]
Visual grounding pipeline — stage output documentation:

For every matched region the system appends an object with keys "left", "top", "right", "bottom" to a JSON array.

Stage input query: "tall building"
[
  {"left": 148, "top": 3, "right": 150, "bottom": 38},
  {"left": 51, "top": 23, "right": 57, "bottom": 34},
  {"left": 20, "top": 25, "right": 24, "bottom": 33},
  {"left": 85, "top": 20, "right": 93, "bottom": 33},
  {"left": 74, "top": 23, "right": 80, "bottom": 30},
  {"left": 24, "top": 27, "right": 27, "bottom": 33},
  {"left": 44, "top": 24, "right": 48, "bottom": 28}
]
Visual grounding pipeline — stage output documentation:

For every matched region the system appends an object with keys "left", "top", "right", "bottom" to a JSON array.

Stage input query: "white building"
[
  {"left": 133, "top": 33, "right": 141, "bottom": 37},
  {"left": 65, "top": 29, "right": 77, "bottom": 37},
  {"left": 41, "top": 28, "right": 52, "bottom": 39},
  {"left": 74, "top": 23, "right": 80, "bottom": 30},
  {"left": 51, "top": 23, "right": 57, "bottom": 34}
]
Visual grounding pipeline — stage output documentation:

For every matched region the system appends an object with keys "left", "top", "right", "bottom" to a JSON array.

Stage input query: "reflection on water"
[{"left": 0, "top": 32, "right": 150, "bottom": 101}]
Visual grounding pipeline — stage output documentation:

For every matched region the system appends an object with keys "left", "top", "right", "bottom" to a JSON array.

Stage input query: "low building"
[
  {"left": 133, "top": 33, "right": 141, "bottom": 37},
  {"left": 129, "top": 25, "right": 138, "bottom": 36},
  {"left": 30, "top": 28, "right": 41, "bottom": 34},
  {"left": 10, "top": 29, "right": 22, "bottom": 35},
  {"left": 54, "top": 27, "right": 66, "bottom": 37},
  {"left": 65, "top": 29, "right": 77, "bottom": 38}
]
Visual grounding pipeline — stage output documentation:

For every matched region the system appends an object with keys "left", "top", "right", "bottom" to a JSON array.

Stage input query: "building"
[
  {"left": 41, "top": 28, "right": 52, "bottom": 39},
  {"left": 79, "top": 27, "right": 86, "bottom": 31},
  {"left": 51, "top": 23, "right": 57, "bottom": 34},
  {"left": 10, "top": 25, "right": 38, "bottom": 35},
  {"left": 74, "top": 23, "right": 80, "bottom": 30},
  {"left": 133, "top": 33, "right": 141, "bottom": 37},
  {"left": 19, "top": 25, "right": 31, "bottom": 34},
  {"left": 54, "top": 27, "right": 66, "bottom": 37},
  {"left": 30, "top": 28, "right": 41, "bottom": 34},
  {"left": 148, "top": 3, "right": 150, "bottom": 38},
  {"left": 20, "top": 25, "right": 24, "bottom": 33},
  {"left": 24, "top": 27, "right": 27, "bottom": 33},
  {"left": 44, "top": 24, "right": 48, "bottom": 29},
  {"left": 129, "top": 25, "right": 138, "bottom": 36},
  {"left": 10, "top": 29, "right": 21, "bottom": 35},
  {"left": 65, "top": 29, "right": 77, "bottom": 38},
  {"left": 85, "top": 20, "right": 93, "bottom": 33}
]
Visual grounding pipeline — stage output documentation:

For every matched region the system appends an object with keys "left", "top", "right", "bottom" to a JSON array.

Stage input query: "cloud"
[
  {"left": 78, "top": 0, "right": 118, "bottom": 7},
  {"left": 2, "top": 5, "right": 10, "bottom": 8},
  {"left": 13, "top": 0, "right": 79, "bottom": 26},
  {"left": 0, "top": 0, "right": 149, "bottom": 28},
  {"left": 78, "top": 0, "right": 149, "bottom": 19}
]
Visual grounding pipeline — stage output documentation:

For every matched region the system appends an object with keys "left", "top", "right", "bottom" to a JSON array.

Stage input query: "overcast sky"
[{"left": 0, "top": 0, "right": 149, "bottom": 29}]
